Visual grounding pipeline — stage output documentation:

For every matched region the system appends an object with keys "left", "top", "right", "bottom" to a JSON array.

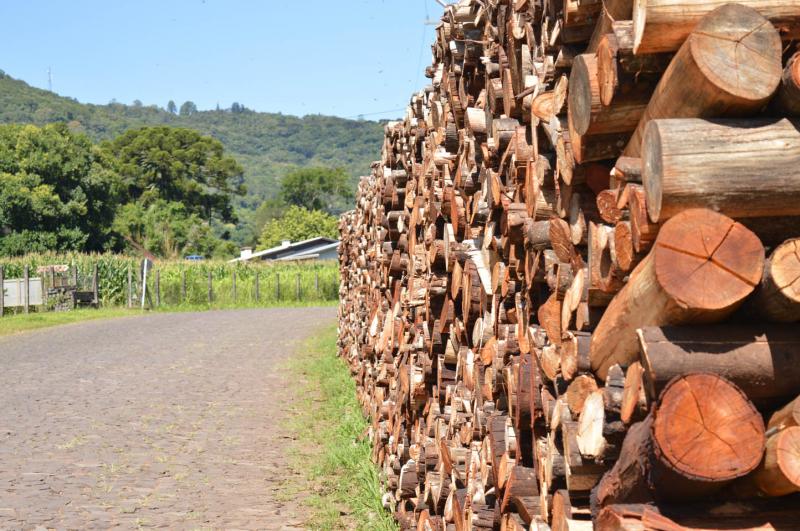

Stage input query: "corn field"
[{"left": 0, "top": 253, "right": 339, "bottom": 309}]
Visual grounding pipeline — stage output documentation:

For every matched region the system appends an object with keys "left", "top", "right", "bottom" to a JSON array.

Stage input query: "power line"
[{"left": 346, "top": 108, "right": 407, "bottom": 120}]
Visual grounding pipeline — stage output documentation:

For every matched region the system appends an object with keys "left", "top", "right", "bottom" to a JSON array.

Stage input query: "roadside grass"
[
  {"left": 0, "top": 307, "right": 136, "bottom": 337},
  {"left": 0, "top": 300, "right": 337, "bottom": 337},
  {"left": 288, "top": 325, "right": 398, "bottom": 531}
]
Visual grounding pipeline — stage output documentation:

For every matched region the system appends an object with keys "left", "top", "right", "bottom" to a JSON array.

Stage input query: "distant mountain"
[{"left": 0, "top": 69, "right": 384, "bottom": 217}]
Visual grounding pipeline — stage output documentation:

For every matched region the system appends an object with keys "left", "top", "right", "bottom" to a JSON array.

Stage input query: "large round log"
[
  {"left": 631, "top": 0, "right": 800, "bottom": 54},
  {"left": 593, "top": 374, "right": 765, "bottom": 507},
  {"left": 623, "top": 4, "right": 782, "bottom": 158},
  {"left": 642, "top": 119, "right": 800, "bottom": 223},
  {"left": 749, "top": 238, "right": 800, "bottom": 322},
  {"left": 734, "top": 427, "right": 800, "bottom": 498},
  {"left": 590, "top": 209, "right": 764, "bottom": 380},
  {"left": 637, "top": 324, "right": 800, "bottom": 404}
]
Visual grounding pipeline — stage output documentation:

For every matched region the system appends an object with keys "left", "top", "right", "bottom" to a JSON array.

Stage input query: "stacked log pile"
[{"left": 337, "top": 1, "right": 800, "bottom": 529}]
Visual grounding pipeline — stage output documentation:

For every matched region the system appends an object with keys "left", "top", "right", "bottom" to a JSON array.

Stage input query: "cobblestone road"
[{"left": 0, "top": 307, "right": 335, "bottom": 530}]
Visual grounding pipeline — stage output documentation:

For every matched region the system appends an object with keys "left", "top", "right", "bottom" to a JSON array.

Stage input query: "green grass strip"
[{"left": 288, "top": 325, "right": 398, "bottom": 531}]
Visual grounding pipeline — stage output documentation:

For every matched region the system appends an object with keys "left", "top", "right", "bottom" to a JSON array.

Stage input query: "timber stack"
[{"left": 337, "top": 1, "right": 800, "bottom": 529}]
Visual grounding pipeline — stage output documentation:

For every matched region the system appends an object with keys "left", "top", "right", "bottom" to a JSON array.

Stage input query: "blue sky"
[{"left": 0, "top": 0, "right": 443, "bottom": 119}]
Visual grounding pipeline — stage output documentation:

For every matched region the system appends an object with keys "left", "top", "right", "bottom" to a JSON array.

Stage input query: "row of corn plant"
[{"left": 0, "top": 253, "right": 339, "bottom": 309}]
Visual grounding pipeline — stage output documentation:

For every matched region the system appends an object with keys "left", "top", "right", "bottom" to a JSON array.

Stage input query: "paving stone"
[{"left": 0, "top": 308, "right": 333, "bottom": 529}]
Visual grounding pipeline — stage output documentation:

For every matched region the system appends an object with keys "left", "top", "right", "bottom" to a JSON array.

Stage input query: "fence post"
[
  {"left": 181, "top": 270, "right": 187, "bottom": 304},
  {"left": 127, "top": 266, "right": 133, "bottom": 308},
  {"left": 295, "top": 273, "right": 301, "bottom": 301},
  {"left": 0, "top": 265, "right": 4, "bottom": 317},
  {"left": 155, "top": 269, "right": 161, "bottom": 307},
  {"left": 92, "top": 264, "right": 99, "bottom": 307},
  {"left": 73, "top": 265, "right": 79, "bottom": 289},
  {"left": 315, "top": 270, "right": 320, "bottom": 299},
  {"left": 23, "top": 265, "right": 29, "bottom": 314},
  {"left": 208, "top": 271, "right": 213, "bottom": 304},
  {"left": 232, "top": 271, "right": 237, "bottom": 303},
  {"left": 255, "top": 271, "right": 260, "bottom": 303},
  {"left": 276, "top": 273, "right": 281, "bottom": 301}
]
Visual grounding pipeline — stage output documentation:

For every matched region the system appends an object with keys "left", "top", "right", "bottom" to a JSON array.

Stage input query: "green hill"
[{"left": 0, "top": 69, "right": 383, "bottom": 222}]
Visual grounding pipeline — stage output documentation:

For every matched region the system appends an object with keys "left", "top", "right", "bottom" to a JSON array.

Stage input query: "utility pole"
[{"left": 47, "top": 67, "right": 52, "bottom": 92}]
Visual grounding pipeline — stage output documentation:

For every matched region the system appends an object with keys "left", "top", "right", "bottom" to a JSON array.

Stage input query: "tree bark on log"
[
  {"left": 623, "top": 4, "right": 783, "bottom": 158},
  {"left": 590, "top": 209, "right": 764, "bottom": 380},
  {"left": 642, "top": 119, "right": 800, "bottom": 223},
  {"left": 631, "top": 0, "right": 800, "bottom": 54},
  {"left": 637, "top": 324, "right": 800, "bottom": 404}
]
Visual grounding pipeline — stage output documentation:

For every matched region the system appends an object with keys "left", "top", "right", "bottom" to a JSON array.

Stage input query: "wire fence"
[{"left": 0, "top": 254, "right": 339, "bottom": 315}]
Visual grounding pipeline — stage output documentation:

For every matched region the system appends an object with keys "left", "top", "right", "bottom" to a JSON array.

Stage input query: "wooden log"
[
  {"left": 568, "top": 53, "right": 648, "bottom": 137},
  {"left": 631, "top": 0, "right": 800, "bottom": 54},
  {"left": 590, "top": 208, "right": 764, "bottom": 380},
  {"left": 773, "top": 52, "right": 800, "bottom": 117},
  {"left": 734, "top": 427, "right": 800, "bottom": 498},
  {"left": 637, "top": 324, "right": 800, "bottom": 404},
  {"left": 769, "top": 395, "right": 800, "bottom": 431},
  {"left": 593, "top": 374, "right": 765, "bottom": 507},
  {"left": 748, "top": 238, "right": 800, "bottom": 322},
  {"left": 587, "top": 0, "right": 633, "bottom": 54},
  {"left": 596, "top": 22, "right": 671, "bottom": 107},
  {"left": 623, "top": 4, "right": 783, "bottom": 158},
  {"left": 597, "top": 500, "right": 800, "bottom": 531},
  {"left": 642, "top": 119, "right": 800, "bottom": 223}
]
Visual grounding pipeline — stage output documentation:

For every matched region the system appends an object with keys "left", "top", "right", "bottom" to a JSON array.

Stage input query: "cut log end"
[
  {"left": 653, "top": 374, "right": 765, "bottom": 482},
  {"left": 689, "top": 5, "right": 782, "bottom": 101},
  {"left": 654, "top": 209, "right": 764, "bottom": 313}
]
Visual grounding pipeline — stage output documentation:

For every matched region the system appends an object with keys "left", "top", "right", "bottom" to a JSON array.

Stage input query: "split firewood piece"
[
  {"left": 596, "top": 21, "right": 671, "bottom": 106},
  {"left": 622, "top": 4, "right": 783, "bottom": 158},
  {"left": 773, "top": 52, "right": 800, "bottom": 117},
  {"left": 586, "top": 0, "right": 633, "bottom": 53},
  {"left": 631, "top": 0, "right": 800, "bottom": 54},
  {"left": 566, "top": 374, "right": 599, "bottom": 416},
  {"left": 620, "top": 361, "right": 648, "bottom": 425},
  {"left": 627, "top": 185, "right": 657, "bottom": 255},
  {"left": 560, "top": 331, "right": 591, "bottom": 381},
  {"left": 642, "top": 119, "right": 800, "bottom": 223},
  {"left": 590, "top": 208, "right": 764, "bottom": 380},
  {"left": 612, "top": 221, "right": 640, "bottom": 274},
  {"left": 551, "top": 489, "right": 592, "bottom": 531},
  {"left": 549, "top": 217, "right": 576, "bottom": 264},
  {"left": 576, "top": 390, "right": 606, "bottom": 460},
  {"left": 500, "top": 465, "right": 540, "bottom": 524},
  {"left": 593, "top": 374, "right": 765, "bottom": 507},
  {"left": 747, "top": 238, "right": 800, "bottom": 323},
  {"left": 637, "top": 324, "right": 800, "bottom": 404}
]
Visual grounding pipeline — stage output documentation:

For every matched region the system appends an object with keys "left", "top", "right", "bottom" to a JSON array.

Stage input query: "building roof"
[{"left": 230, "top": 237, "right": 339, "bottom": 262}]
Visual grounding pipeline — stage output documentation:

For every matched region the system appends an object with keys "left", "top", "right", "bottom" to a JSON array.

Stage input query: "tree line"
[{"left": 0, "top": 123, "right": 350, "bottom": 258}]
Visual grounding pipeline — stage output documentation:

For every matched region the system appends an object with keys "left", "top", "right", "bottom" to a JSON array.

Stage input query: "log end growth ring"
[
  {"left": 654, "top": 209, "right": 764, "bottom": 313},
  {"left": 653, "top": 374, "right": 765, "bottom": 482},
  {"left": 690, "top": 4, "right": 782, "bottom": 103},
  {"left": 642, "top": 121, "right": 663, "bottom": 222},
  {"left": 568, "top": 54, "right": 594, "bottom": 136}
]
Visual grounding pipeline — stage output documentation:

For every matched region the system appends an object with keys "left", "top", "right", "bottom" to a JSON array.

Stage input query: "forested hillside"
[{"left": 0, "top": 70, "right": 384, "bottom": 214}]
